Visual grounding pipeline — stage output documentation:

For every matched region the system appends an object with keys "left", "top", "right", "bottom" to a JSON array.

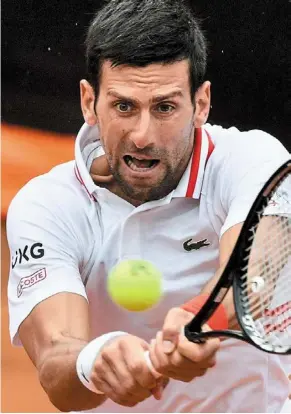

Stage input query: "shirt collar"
[
  {"left": 74, "top": 123, "right": 101, "bottom": 200},
  {"left": 172, "top": 127, "right": 214, "bottom": 199},
  {"left": 74, "top": 123, "right": 214, "bottom": 201}
]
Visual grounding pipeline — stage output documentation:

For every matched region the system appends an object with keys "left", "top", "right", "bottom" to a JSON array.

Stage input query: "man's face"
[{"left": 81, "top": 60, "right": 210, "bottom": 204}]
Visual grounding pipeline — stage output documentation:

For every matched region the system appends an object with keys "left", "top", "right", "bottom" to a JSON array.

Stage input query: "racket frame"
[{"left": 184, "top": 160, "right": 291, "bottom": 355}]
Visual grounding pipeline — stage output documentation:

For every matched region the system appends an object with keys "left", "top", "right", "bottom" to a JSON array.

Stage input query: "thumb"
[
  {"left": 151, "top": 377, "right": 169, "bottom": 400},
  {"left": 90, "top": 155, "right": 114, "bottom": 183},
  {"left": 161, "top": 308, "right": 190, "bottom": 354}
]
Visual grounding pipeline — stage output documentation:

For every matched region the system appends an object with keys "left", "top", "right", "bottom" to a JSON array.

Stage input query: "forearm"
[
  {"left": 200, "top": 268, "right": 239, "bottom": 330},
  {"left": 38, "top": 339, "right": 107, "bottom": 412}
]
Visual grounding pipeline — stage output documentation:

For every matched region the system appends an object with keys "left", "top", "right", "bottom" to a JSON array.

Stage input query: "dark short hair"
[{"left": 85, "top": 0, "right": 207, "bottom": 101}]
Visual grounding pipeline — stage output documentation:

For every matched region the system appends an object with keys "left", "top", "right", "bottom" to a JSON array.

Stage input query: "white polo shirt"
[{"left": 7, "top": 123, "right": 290, "bottom": 413}]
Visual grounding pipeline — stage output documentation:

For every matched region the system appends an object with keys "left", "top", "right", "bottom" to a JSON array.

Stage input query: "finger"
[
  {"left": 102, "top": 344, "right": 151, "bottom": 398},
  {"left": 100, "top": 352, "right": 152, "bottom": 404},
  {"left": 150, "top": 377, "right": 167, "bottom": 400},
  {"left": 153, "top": 332, "right": 197, "bottom": 376},
  {"left": 90, "top": 155, "right": 113, "bottom": 183},
  {"left": 166, "top": 366, "right": 208, "bottom": 381},
  {"left": 170, "top": 347, "right": 216, "bottom": 370},
  {"left": 162, "top": 308, "right": 194, "bottom": 354},
  {"left": 177, "top": 332, "right": 220, "bottom": 362},
  {"left": 120, "top": 338, "right": 157, "bottom": 390},
  {"left": 92, "top": 357, "right": 122, "bottom": 397},
  {"left": 101, "top": 349, "right": 136, "bottom": 395},
  {"left": 149, "top": 331, "right": 172, "bottom": 375},
  {"left": 202, "top": 323, "right": 213, "bottom": 332},
  {"left": 146, "top": 340, "right": 167, "bottom": 400}
]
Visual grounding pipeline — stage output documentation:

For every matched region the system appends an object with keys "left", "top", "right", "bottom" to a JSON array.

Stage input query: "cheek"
[
  {"left": 97, "top": 113, "right": 125, "bottom": 151},
  {"left": 161, "top": 121, "right": 194, "bottom": 152}
]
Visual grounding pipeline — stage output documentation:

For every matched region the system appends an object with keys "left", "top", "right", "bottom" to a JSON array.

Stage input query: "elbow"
[
  {"left": 46, "top": 397, "right": 75, "bottom": 413},
  {"left": 37, "top": 346, "right": 107, "bottom": 412},
  {"left": 38, "top": 367, "right": 106, "bottom": 412},
  {"left": 38, "top": 369, "right": 69, "bottom": 412},
  {"left": 37, "top": 362, "right": 73, "bottom": 412},
  {"left": 46, "top": 392, "right": 107, "bottom": 413}
]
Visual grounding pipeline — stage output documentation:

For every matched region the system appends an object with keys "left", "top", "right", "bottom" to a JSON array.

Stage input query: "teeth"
[
  {"left": 137, "top": 159, "right": 153, "bottom": 168},
  {"left": 128, "top": 159, "right": 151, "bottom": 171},
  {"left": 125, "top": 156, "right": 158, "bottom": 171}
]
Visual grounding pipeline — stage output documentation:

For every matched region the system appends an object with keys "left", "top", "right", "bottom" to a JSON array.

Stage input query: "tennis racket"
[{"left": 183, "top": 160, "right": 291, "bottom": 355}]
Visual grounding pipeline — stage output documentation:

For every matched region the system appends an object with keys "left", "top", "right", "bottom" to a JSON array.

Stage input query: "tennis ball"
[{"left": 107, "top": 259, "right": 162, "bottom": 311}]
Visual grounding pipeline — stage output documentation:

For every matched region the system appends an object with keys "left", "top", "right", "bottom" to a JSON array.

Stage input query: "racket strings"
[{"left": 240, "top": 173, "right": 291, "bottom": 349}]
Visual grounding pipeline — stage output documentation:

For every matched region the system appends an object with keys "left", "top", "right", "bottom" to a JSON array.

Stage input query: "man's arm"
[
  {"left": 200, "top": 222, "right": 243, "bottom": 329},
  {"left": 18, "top": 292, "right": 107, "bottom": 412},
  {"left": 148, "top": 223, "right": 243, "bottom": 380}
]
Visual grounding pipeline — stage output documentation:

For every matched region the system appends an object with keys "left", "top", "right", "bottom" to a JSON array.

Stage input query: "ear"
[
  {"left": 80, "top": 80, "right": 98, "bottom": 126},
  {"left": 193, "top": 81, "right": 211, "bottom": 128}
]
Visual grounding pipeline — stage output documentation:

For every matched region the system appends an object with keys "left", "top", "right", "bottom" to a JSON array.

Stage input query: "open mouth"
[{"left": 124, "top": 155, "right": 160, "bottom": 172}]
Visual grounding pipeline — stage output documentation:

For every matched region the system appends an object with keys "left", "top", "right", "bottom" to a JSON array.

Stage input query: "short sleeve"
[
  {"left": 6, "top": 179, "right": 88, "bottom": 346},
  {"left": 219, "top": 130, "right": 290, "bottom": 237}
]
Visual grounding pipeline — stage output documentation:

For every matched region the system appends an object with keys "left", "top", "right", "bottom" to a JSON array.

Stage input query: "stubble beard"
[
  {"left": 112, "top": 161, "right": 175, "bottom": 203},
  {"left": 103, "top": 116, "right": 195, "bottom": 204},
  {"left": 107, "top": 147, "right": 191, "bottom": 204}
]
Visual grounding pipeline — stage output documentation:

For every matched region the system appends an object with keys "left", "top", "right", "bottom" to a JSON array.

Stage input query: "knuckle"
[
  {"left": 90, "top": 371, "right": 102, "bottom": 388},
  {"left": 209, "top": 358, "right": 216, "bottom": 367},
  {"left": 100, "top": 345, "right": 118, "bottom": 361},
  {"left": 180, "top": 375, "right": 193, "bottom": 383},
  {"left": 185, "top": 376, "right": 194, "bottom": 382},
  {"left": 118, "top": 334, "right": 133, "bottom": 349},
  {"left": 169, "top": 307, "right": 181, "bottom": 317},
  {"left": 117, "top": 394, "right": 141, "bottom": 407},
  {"left": 208, "top": 338, "right": 220, "bottom": 351},
  {"left": 165, "top": 307, "right": 182, "bottom": 324},
  {"left": 93, "top": 358, "right": 104, "bottom": 374},
  {"left": 156, "top": 359, "right": 168, "bottom": 374},
  {"left": 129, "top": 360, "right": 144, "bottom": 375},
  {"left": 192, "top": 344, "right": 212, "bottom": 362},
  {"left": 125, "top": 400, "right": 138, "bottom": 407},
  {"left": 196, "top": 368, "right": 207, "bottom": 377},
  {"left": 112, "top": 396, "right": 130, "bottom": 407},
  {"left": 123, "top": 377, "right": 136, "bottom": 391},
  {"left": 187, "top": 347, "right": 202, "bottom": 363},
  {"left": 170, "top": 358, "right": 181, "bottom": 368},
  {"left": 170, "top": 354, "right": 183, "bottom": 368}
]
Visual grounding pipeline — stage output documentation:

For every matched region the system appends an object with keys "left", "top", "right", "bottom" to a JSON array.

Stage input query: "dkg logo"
[{"left": 12, "top": 242, "right": 44, "bottom": 269}]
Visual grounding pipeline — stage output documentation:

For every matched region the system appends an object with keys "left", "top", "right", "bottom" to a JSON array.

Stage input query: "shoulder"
[
  {"left": 202, "top": 124, "right": 289, "bottom": 213},
  {"left": 205, "top": 124, "right": 289, "bottom": 169},
  {"left": 7, "top": 160, "right": 93, "bottom": 226}
]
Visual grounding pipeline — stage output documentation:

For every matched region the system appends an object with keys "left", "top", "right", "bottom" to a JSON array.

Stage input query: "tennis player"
[{"left": 7, "top": 0, "right": 290, "bottom": 412}]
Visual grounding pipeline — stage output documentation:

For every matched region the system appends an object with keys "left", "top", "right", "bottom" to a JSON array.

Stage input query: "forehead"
[{"left": 99, "top": 60, "right": 190, "bottom": 97}]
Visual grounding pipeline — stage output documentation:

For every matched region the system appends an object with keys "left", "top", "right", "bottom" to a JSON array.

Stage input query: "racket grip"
[{"left": 143, "top": 350, "right": 162, "bottom": 379}]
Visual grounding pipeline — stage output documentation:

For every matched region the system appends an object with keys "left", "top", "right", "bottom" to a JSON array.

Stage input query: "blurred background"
[{"left": 1, "top": 0, "right": 290, "bottom": 412}]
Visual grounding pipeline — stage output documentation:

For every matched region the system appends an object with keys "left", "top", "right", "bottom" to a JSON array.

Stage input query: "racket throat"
[{"left": 184, "top": 327, "right": 245, "bottom": 342}]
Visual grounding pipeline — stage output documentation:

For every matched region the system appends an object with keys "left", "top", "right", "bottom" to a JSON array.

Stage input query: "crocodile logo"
[{"left": 183, "top": 238, "right": 210, "bottom": 251}]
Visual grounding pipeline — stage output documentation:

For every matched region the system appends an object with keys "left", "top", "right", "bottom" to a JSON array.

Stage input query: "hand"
[
  {"left": 90, "top": 155, "right": 113, "bottom": 184},
  {"left": 149, "top": 307, "right": 220, "bottom": 382},
  {"left": 90, "top": 334, "right": 166, "bottom": 407}
]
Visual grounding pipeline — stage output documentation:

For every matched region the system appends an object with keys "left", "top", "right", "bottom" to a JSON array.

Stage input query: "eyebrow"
[{"left": 107, "top": 90, "right": 183, "bottom": 103}]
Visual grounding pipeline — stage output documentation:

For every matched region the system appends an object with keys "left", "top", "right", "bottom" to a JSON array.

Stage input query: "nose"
[{"left": 129, "top": 111, "right": 154, "bottom": 149}]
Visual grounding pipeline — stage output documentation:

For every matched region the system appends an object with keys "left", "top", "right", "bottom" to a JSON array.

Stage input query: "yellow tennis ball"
[{"left": 107, "top": 259, "right": 162, "bottom": 311}]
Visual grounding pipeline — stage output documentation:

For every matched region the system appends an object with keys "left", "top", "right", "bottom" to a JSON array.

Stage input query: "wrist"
[
  {"left": 181, "top": 294, "right": 229, "bottom": 330},
  {"left": 76, "top": 331, "right": 128, "bottom": 394}
]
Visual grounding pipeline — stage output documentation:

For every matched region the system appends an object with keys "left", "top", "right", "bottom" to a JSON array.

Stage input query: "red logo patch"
[{"left": 17, "top": 268, "right": 47, "bottom": 297}]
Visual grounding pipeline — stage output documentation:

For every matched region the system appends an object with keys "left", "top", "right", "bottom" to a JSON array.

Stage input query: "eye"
[
  {"left": 115, "top": 102, "right": 133, "bottom": 112},
  {"left": 156, "top": 103, "right": 175, "bottom": 113}
]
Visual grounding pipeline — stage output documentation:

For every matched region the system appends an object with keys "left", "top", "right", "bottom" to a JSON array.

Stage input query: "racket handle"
[{"left": 143, "top": 350, "right": 162, "bottom": 379}]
